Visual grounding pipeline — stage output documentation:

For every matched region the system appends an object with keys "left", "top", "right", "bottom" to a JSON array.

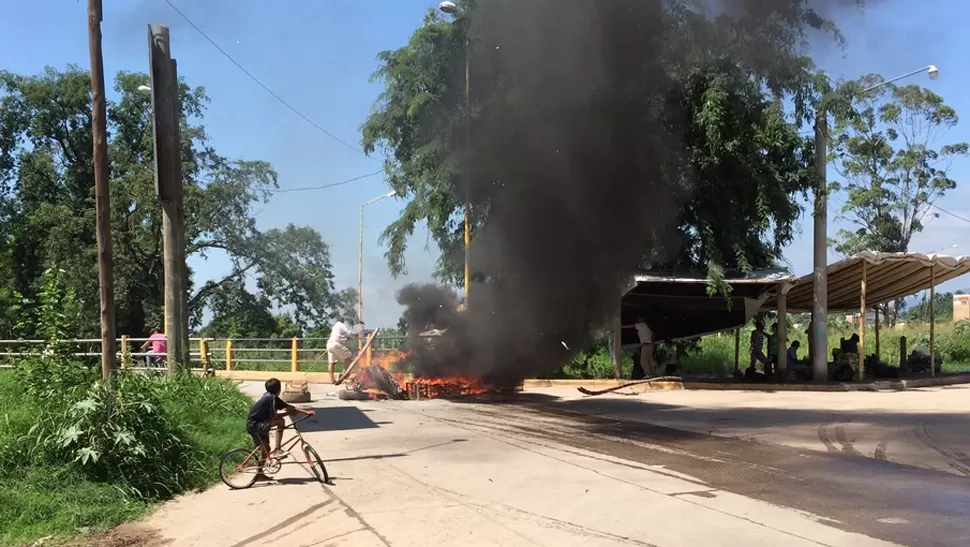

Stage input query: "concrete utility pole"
[
  {"left": 811, "top": 65, "right": 940, "bottom": 383},
  {"left": 87, "top": 0, "right": 116, "bottom": 379},
  {"left": 439, "top": 1, "right": 472, "bottom": 307},
  {"left": 811, "top": 111, "right": 828, "bottom": 382},
  {"left": 148, "top": 25, "right": 189, "bottom": 371}
]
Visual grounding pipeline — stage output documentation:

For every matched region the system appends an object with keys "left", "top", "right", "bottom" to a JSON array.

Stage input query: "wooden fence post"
[
  {"left": 225, "top": 339, "right": 234, "bottom": 371},
  {"left": 199, "top": 339, "right": 210, "bottom": 374},
  {"left": 120, "top": 335, "right": 130, "bottom": 370}
]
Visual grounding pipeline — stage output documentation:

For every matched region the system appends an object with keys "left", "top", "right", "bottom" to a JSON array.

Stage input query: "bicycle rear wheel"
[
  {"left": 220, "top": 448, "right": 260, "bottom": 489},
  {"left": 303, "top": 445, "right": 329, "bottom": 484}
]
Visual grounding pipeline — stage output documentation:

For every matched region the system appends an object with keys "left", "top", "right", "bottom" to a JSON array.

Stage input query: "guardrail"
[{"left": 0, "top": 334, "right": 411, "bottom": 374}]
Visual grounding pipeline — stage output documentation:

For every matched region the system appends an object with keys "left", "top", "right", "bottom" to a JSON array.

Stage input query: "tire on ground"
[
  {"left": 337, "top": 389, "right": 368, "bottom": 401},
  {"left": 281, "top": 390, "right": 311, "bottom": 403}
]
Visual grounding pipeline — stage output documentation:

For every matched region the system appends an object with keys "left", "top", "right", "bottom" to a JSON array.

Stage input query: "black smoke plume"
[{"left": 395, "top": 0, "right": 855, "bottom": 386}]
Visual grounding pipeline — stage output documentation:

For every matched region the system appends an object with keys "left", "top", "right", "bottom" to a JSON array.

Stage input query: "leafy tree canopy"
[
  {"left": 361, "top": 0, "right": 860, "bottom": 285},
  {"left": 0, "top": 66, "right": 350, "bottom": 338},
  {"left": 829, "top": 75, "right": 968, "bottom": 256}
]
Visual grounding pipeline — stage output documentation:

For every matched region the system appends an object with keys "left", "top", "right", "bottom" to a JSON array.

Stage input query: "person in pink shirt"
[{"left": 140, "top": 327, "right": 167, "bottom": 368}]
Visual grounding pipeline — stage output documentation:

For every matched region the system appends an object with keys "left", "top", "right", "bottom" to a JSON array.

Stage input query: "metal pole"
[
  {"left": 930, "top": 265, "right": 936, "bottom": 377},
  {"left": 463, "top": 39, "right": 471, "bottom": 307},
  {"left": 776, "top": 288, "right": 788, "bottom": 382},
  {"left": 87, "top": 0, "right": 116, "bottom": 379},
  {"left": 358, "top": 203, "right": 365, "bottom": 350},
  {"left": 874, "top": 304, "right": 881, "bottom": 362},
  {"left": 612, "top": 303, "right": 623, "bottom": 379},
  {"left": 734, "top": 328, "right": 740, "bottom": 377},
  {"left": 812, "top": 107, "right": 829, "bottom": 382},
  {"left": 859, "top": 261, "right": 867, "bottom": 381}
]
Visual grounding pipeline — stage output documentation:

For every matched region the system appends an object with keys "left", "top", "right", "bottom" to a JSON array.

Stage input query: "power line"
[
  {"left": 273, "top": 171, "right": 385, "bottom": 193},
  {"left": 162, "top": 0, "right": 375, "bottom": 160},
  {"left": 930, "top": 203, "right": 970, "bottom": 224}
]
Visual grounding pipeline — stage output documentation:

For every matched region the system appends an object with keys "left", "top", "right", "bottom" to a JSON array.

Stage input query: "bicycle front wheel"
[
  {"left": 303, "top": 445, "right": 329, "bottom": 484},
  {"left": 220, "top": 448, "right": 260, "bottom": 489}
]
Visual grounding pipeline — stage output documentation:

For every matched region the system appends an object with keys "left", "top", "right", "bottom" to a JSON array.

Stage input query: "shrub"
[
  {"left": 15, "top": 355, "right": 97, "bottom": 401},
  {"left": 54, "top": 374, "right": 192, "bottom": 500}
]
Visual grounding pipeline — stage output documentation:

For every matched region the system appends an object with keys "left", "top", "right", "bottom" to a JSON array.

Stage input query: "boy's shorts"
[{"left": 247, "top": 420, "right": 272, "bottom": 446}]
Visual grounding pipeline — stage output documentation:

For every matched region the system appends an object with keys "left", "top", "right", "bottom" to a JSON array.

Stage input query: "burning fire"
[{"left": 351, "top": 350, "right": 490, "bottom": 400}]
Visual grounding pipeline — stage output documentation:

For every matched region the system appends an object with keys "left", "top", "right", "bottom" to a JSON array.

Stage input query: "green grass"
[
  {"left": 0, "top": 368, "right": 252, "bottom": 546},
  {"left": 680, "top": 321, "right": 970, "bottom": 377},
  {"left": 540, "top": 321, "right": 970, "bottom": 380}
]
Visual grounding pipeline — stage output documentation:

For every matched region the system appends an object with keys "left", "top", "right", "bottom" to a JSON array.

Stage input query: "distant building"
[
  {"left": 845, "top": 310, "right": 879, "bottom": 327},
  {"left": 954, "top": 294, "right": 970, "bottom": 322}
]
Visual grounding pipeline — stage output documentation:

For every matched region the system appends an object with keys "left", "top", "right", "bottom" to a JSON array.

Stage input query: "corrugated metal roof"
[
  {"left": 764, "top": 251, "right": 970, "bottom": 312},
  {"left": 633, "top": 268, "right": 794, "bottom": 284}
]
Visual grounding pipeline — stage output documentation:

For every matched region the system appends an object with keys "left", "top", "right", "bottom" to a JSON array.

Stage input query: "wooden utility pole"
[
  {"left": 148, "top": 25, "right": 188, "bottom": 372},
  {"left": 88, "top": 0, "right": 116, "bottom": 379}
]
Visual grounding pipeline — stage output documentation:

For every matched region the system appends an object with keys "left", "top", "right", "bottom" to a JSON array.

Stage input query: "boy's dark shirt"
[{"left": 247, "top": 392, "right": 289, "bottom": 427}]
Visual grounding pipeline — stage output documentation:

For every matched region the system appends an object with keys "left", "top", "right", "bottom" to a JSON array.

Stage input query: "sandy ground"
[{"left": 73, "top": 381, "right": 970, "bottom": 547}]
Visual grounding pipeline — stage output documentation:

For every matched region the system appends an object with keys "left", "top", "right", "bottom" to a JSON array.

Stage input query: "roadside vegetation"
[
  {"left": 0, "top": 271, "right": 252, "bottom": 546},
  {"left": 545, "top": 319, "right": 970, "bottom": 380}
]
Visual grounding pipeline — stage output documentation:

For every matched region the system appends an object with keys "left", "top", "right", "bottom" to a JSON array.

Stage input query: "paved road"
[
  {"left": 131, "top": 383, "right": 970, "bottom": 546},
  {"left": 537, "top": 384, "right": 970, "bottom": 477}
]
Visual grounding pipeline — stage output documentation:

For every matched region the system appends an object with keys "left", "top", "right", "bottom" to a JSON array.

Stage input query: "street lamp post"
[
  {"left": 439, "top": 1, "right": 472, "bottom": 308},
  {"left": 811, "top": 64, "right": 940, "bottom": 382},
  {"left": 358, "top": 190, "right": 397, "bottom": 346}
]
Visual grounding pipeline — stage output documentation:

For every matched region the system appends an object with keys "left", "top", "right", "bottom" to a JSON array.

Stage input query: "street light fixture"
[
  {"left": 438, "top": 0, "right": 472, "bottom": 308},
  {"left": 137, "top": 85, "right": 152, "bottom": 93},
  {"left": 811, "top": 63, "right": 941, "bottom": 382},
  {"left": 358, "top": 190, "right": 398, "bottom": 346},
  {"left": 862, "top": 65, "right": 940, "bottom": 94}
]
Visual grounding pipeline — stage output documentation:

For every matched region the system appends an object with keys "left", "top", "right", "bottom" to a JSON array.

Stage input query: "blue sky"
[{"left": 2, "top": 0, "right": 968, "bottom": 327}]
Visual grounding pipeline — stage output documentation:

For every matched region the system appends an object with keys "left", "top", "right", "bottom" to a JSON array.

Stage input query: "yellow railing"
[{"left": 0, "top": 334, "right": 409, "bottom": 374}]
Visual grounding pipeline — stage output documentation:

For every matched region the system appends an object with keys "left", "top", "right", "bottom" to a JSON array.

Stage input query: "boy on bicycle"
[{"left": 246, "top": 378, "right": 315, "bottom": 479}]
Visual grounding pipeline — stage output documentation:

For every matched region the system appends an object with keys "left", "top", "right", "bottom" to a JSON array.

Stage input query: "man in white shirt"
[
  {"left": 623, "top": 316, "right": 655, "bottom": 377},
  {"left": 327, "top": 317, "right": 355, "bottom": 384}
]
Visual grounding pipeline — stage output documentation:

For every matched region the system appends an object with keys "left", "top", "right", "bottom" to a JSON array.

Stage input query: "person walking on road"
[
  {"left": 326, "top": 317, "right": 356, "bottom": 384},
  {"left": 747, "top": 320, "right": 768, "bottom": 377}
]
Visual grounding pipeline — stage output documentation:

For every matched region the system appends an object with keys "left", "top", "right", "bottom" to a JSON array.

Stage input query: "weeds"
[
  {"left": 545, "top": 320, "right": 970, "bottom": 380},
  {"left": 0, "top": 268, "right": 252, "bottom": 545}
]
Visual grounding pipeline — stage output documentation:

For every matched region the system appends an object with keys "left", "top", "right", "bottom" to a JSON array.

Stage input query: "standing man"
[
  {"left": 748, "top": 320, "right": 768, "bottom": 375},
  {"left": 623, "top": 316, "right": 655, "bottom": 377},
  {"left": 326, "top": 317, "right": 355, "bottom": 384}
]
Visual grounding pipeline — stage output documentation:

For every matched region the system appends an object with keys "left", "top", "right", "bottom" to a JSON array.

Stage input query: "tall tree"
[
  {"left": 0, "top": 66, "right": 344, "bottom": 337},
  {"left": 830, "top": 76, "right": 968, "bottom": 255},
  {"left": 360, "top": 1, "right": 852, "bottom": 285}
]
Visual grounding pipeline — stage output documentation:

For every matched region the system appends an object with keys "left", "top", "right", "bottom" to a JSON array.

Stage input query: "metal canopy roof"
[
  {"left": 764, "top": 251, "right": 970, "bottom": 313},
  {"left": 621, "top": 269, "right": 792, "bottom": 342}
]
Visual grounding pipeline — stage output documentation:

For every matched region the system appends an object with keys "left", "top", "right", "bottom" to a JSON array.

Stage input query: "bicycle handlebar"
[{"left": 285, "top": 414, "right": 316, "bottom": 429}]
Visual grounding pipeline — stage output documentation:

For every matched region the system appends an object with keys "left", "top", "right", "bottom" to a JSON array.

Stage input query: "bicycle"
[{"left": 219, "top": 415, "right": 329, "bottom": 489}]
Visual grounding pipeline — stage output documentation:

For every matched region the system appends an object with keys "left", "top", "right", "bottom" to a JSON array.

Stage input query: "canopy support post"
[
  {"left": 930, "top": 265, "right": 936, "bottom": 377},
  {"left": 859, "top": 261, "right": 867, "bottom": 381},
  {"left": 776, "top": 284, "right": 790, "bottom": 383},
  {"left": 734, "top": 328, "right": 740, "bottom": 377},
  {"left": 874, "top": 304, "right": 881, "bottom": 364}
]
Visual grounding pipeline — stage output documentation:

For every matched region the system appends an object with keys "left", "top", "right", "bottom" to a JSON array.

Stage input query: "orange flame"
[{"left": 367, "top": 349, "right": 489, "bottom": 398}]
